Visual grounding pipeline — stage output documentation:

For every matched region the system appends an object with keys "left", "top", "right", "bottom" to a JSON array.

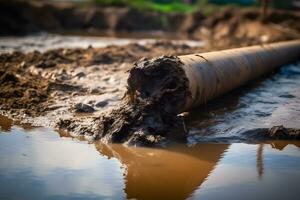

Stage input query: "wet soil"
[
  {"left": 1, "top": 36, "right": 300, "bottom": 145},
  {"left": 0, "top": 40, "right": 206, "bottom": 145},
  {"left": 91, "top": 56, "right": 189, "bottom": 145}
]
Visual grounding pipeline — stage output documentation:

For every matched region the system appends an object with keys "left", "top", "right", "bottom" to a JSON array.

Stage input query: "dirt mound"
[
  {"left": 189, "top": 8, "right": 300, "bottom": 48},
  {"left": 1, "top": 1, "right": 300, "bottom": 47},
  {"left": 0, "top": 1, "right": 165, "bottom": 35}
]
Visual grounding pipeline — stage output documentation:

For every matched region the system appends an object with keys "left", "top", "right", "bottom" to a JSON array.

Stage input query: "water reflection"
[
  {"left": 96, "top": 143, "right": 229, "bottom": 200},
  {"left": 256, "top": 144, "right": 264, "bottom": 179},
  {"left": 0, "top": 115, "right": 13, "bottom": 132},
  {"left": 0, "top": 116, "right": 300, "bottom": 200},
  {"left": 192, "top": 142, "right": 300, "bottom": 200}
]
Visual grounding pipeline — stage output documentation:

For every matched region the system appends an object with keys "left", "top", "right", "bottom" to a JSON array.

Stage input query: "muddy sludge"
[{"left": 58, "top": 56, "right": 190, "bottom": 145}]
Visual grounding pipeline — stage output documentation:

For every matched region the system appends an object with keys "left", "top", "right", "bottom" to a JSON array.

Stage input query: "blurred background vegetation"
[{"left": 90, "top": 0, "right": 298, "bottom": 14}]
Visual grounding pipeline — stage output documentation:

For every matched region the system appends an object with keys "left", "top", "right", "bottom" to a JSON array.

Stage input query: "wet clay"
[
  {"left": 92, "top": 56, "right": 190, "bottom": 145},
  {"left": 243, "top": 126, "right": 300, "bottom": 141}
]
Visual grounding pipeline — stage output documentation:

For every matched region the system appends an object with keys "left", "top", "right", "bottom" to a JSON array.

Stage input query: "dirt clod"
[{"left": 74, "top": 103, "right": 95, "bottom": 113}]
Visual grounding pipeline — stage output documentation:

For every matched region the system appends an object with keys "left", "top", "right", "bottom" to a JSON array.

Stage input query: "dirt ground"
[
  {"left": 1, "top": 2, "right": 300, "bottom": 145},
  {"left": 0, "top": 41, "right": 206, "bottom": 144}
]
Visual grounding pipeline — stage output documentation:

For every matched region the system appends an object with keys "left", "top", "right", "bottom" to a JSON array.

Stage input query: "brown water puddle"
[{"left": 1, "top": 115, "right": 300, "bottom": 200}]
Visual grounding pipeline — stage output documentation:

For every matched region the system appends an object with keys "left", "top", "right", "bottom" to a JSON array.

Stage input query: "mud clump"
[
  {"left": 268, "top": 125, "right": 300, "bottom": 139},
  {"left": 243, "top": 125, "right": 300, "bottom": 140},
  {"left": 74, "top": 103, "right": 95, "bottom": 113},
  {"left": 92, "top": 56, "right": 190, "bottom": 145}
]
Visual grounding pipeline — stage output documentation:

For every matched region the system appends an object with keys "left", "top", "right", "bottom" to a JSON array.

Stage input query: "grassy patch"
[
  {"left": 93, "top": 0, "right": 197, "bottom": 13},
  {"left": 92, "top": 0, "right": 254, "bottom": 15}
]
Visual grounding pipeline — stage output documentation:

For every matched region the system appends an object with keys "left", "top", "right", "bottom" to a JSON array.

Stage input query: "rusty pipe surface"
[
  {"left": 98, "top": 40, "right": 300, "bottom": 145},
  {"left": 179, "top": 40, "right": 300, "bottom": 111}
]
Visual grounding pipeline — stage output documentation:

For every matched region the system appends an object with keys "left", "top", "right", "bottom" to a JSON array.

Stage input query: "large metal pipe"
[
  {"left": 180, "top": 40, "right": 300, "bottom": 111},
  {"left": 98, "top": 40, "right": 300, "bottom": 144},
  {"left": 128, "top": 40, "right": 300, "bottom": 114}
]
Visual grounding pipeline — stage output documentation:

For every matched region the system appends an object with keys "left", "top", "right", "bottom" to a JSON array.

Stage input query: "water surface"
[
  {"left": 1, "top": 115, "right": 299, "bottom": 200},
  {"left": 0, "top": 33, "right": 204, "bottom": 53},
  {"left": 187, "top": 61, "right": 300, "bottom": 143},
  {"left": 1, "top": 35, "right": 300, "bottom": 199}
]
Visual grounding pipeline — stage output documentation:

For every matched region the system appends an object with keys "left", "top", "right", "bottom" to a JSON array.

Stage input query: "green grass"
[
  {"left": 93, "top": 0, "right": 197, "bottom": 13},
  {"left": 92, "top": 0, "right": 254, "bottom": 15}
]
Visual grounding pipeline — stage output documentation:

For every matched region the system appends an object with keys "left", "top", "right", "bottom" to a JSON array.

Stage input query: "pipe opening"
[{"left": 127, "top": 56, "right": 190, "bottom": 114}]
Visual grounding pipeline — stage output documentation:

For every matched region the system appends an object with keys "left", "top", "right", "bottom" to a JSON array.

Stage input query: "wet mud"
[
  {"left": 0, "top": 41, "right": 205, "bottom": 145},
  {"left": 96, "top": 56, "right": 189, "bottom": 145},
  {"left": 57, "top": 56, "right": 190, "bottom": 145}
]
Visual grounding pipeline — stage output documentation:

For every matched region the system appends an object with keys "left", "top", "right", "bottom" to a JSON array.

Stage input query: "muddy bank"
[
  {"left": 1, "top": 1, "right": 300, "bottom": 47},
  {"left": 0, "top": 41, "right": 204, "bottom": 145}
]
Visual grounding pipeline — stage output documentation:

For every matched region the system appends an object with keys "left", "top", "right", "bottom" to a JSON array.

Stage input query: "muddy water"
[
  {"left": 1, "top": 34, "right": 300, "bottom": 199},
  {"left": 1, "top": 115, "right": 300, "bottom": 200},
  {"left": 0, "top": 33, "right": 204, "bottom": 53}
]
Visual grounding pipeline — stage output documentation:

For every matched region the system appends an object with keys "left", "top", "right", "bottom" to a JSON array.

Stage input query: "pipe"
[
  {"left": 96, "top": 40, "right": 300, "bottom": 145},
  {"left": 180, "top": 40, "right": 300, "bottom": 111},
  {"left": 128, "top": 40, "right": 300, "bottom": 114}
]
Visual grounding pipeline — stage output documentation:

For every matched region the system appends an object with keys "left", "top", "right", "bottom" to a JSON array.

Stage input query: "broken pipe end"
[{"left": 126, "top": 55, "right": 191, "bottom": 115}]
